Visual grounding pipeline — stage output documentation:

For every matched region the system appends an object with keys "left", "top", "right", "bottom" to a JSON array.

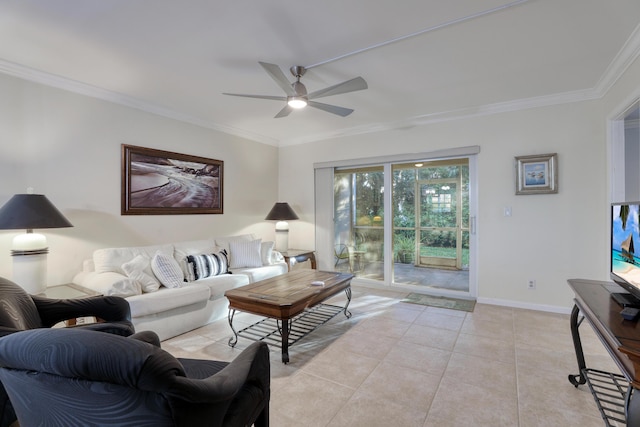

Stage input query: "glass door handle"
[{"left": 470, "top": 216, "right": 476, "bottom": 235}]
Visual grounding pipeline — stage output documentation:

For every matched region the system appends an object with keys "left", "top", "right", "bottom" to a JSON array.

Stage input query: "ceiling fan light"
[{"left": 288, "top": 97, "right": 307, "bottom": 109}]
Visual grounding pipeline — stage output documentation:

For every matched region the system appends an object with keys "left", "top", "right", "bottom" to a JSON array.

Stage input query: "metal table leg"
[
  {"left": 278, "top": 319, "right": 292, "bottom": 364},
  {"left": 343, "top": 287, "right": 352, "bottom": 318},
  {"left": 227, "top": 309, "right": 239, "bottom": 347},
  {"left": 568, "top": 303, "right": 587, "bottom": 386}
]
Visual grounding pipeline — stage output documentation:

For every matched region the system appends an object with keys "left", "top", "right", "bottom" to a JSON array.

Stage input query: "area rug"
[{"left": 402, "top": 293, "right": 476, "bottom": 312}]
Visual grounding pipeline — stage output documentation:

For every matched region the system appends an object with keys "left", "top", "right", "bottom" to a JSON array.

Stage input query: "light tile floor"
[{"left": 162, "top": 285, "right": 621, "bottom": 427}]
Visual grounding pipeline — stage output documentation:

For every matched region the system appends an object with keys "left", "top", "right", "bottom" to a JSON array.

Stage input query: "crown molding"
[
  {"left": 280, "top": 24, "right": 640, "bottom": 146},
  {"left": 1, "top": 22, "right": 638, "bottom": 148},
  {"left": 594, "top": 23, "right": 640, "bottom": 96},
  {"left": 0, "top": 59, "right": 280, "bottom": 147},
  {"left": 279, "top": 88, "right": 600, "bottom": 146}
]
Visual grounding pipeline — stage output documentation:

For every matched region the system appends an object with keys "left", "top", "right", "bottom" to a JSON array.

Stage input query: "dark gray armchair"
[
  {"left": 0, "top": 277, "right": 134, "bottom": 337},
  {"left": 0, "top": 276, "right": 136, "bottom": 427},
  {"left": 0, "top": 328, "right": 270, "bottom": 427}
]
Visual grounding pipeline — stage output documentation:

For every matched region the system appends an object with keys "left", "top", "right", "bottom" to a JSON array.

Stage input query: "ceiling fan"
[{"left": 223, "top": 62, "right": 367, "bottom": 118}]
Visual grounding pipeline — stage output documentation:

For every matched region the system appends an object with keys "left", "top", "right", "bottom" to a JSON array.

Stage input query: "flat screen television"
[{"left": 611, "top": 202, "right": 640, "bottom": 305}]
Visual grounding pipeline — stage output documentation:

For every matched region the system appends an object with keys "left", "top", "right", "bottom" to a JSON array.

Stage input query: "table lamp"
[
  {"left": 0, "top": 192, "right": 73, "bottom": 294},
  {"left": 265, "top": 202, "right": 299, "bottom": 251}
]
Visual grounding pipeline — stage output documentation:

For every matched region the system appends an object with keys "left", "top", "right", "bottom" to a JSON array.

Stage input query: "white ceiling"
[{"left": 0, "top": 0, "right": 639, "bottom": 146}]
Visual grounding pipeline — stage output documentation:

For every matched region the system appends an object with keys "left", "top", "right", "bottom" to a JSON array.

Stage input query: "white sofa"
[{"left": 72, "top": 234, "right": 288, "bottom": 341}]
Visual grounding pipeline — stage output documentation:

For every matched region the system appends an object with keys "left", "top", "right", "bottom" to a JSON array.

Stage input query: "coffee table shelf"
[{"left": 229, "top": 303, "right": 347, "bottom": 350}]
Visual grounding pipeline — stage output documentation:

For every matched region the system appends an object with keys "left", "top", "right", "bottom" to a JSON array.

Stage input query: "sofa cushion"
[
  {"left": 151, "top": 252, "right": 184, "bottom": 289},
  {"left": 122, "top": 255, "right": 160, "bottom": 293},
  {"left": 93, "top": 244, "right": 174, "bottom": 275},
  {"left": 195, "top": 273, "right": 251, "bottom": 300},
  {"left": 126, "top": 285, "right": 210, "bottom": 318},
  {"left": 229, "top": 239, "right": 263, "bottom": 269},
  {"left": 231, "top": 263, "right": 288, "bottom": 283},
  {"left": 173, "top": 239, "right": 217, "bottom": 259},
  {"left": 261, "top": 241, "right": 275, "bottom": 265},
  {"left": 187, "top": 250, "right": 229, "bottom": 280}
]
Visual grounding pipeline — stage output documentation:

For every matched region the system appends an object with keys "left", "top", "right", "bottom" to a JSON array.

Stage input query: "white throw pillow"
[
  {"left": 229, "top": 239, "right": 263, "bottom": 269},
  {"left": 261, "top": 241, "right": 275, "bottom": 265},
  {"left": 122, "top": 255, "right": 161, "bottom": 293},
  {"left": 105, "top": 278, "right": 142, "bottom": 297},
  {"left": 215, "top": 234, "right": 256, "bottom": 253},
  {"left": 151, "top": 251, "right": 184, "bottom": 289},
  {"left": 93, "top": 244, "right": 174, "bottom": 275}
]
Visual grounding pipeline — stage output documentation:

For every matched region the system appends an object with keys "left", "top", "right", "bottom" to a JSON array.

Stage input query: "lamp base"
[
  {"left": 10, "top": 232, "right": 48, "bottom": 294},
  {"left": 275, "top": 221, "right": 289, "bottom": 252},
  {"left": 12, "top": 252, "right": 47, "bottom": 294}
]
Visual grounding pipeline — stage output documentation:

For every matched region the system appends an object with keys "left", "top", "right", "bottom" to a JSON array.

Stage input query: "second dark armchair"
[
  {"left": 0, "top": 328, "right": 270, "bottom": 427},
  {"left": 0, "top": 276, "right": 136, "bottom": 427}
]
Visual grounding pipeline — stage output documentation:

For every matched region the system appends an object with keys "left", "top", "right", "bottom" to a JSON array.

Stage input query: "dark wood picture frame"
[{"left": 121, "top": 144, "right": 223, "bottom": 215}]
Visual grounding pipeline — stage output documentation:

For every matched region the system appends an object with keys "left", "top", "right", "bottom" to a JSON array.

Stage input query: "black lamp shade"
[
  {"left": 265, "top": 202, "right": 299, "bottom": 221},
  {"left": 0, "top": 194, "right": 73, "bottom": 230}
]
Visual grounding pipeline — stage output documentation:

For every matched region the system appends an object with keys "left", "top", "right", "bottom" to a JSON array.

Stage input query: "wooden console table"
[{"left": 567, "top": 278, "right": 640, "bottom": 426}]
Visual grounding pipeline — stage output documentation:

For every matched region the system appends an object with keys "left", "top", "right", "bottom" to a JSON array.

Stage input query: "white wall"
[
  {"left": 0, "top": 74, "right": 279, "bottom": 285},
  {"left": 1, "top": 55, "right": 637, "bottom": 310},
  {"left": 278, "top": 56, "right": 640, "bottom": 312}
]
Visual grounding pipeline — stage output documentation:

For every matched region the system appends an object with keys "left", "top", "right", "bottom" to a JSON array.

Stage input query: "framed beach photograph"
[
  {"left": 122, "top": 144, "right": 223, "bottom": 215},
  {"left": 515, "top": 153, "right": 558, "bottom": 195}
]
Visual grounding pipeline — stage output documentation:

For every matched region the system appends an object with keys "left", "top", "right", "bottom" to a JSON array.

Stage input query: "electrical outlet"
[{"left": 528, "top": 279, "right": 536, "bottom": 290}]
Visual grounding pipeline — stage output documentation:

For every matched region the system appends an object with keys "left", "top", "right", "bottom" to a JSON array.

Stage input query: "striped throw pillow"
[
  {"left": 229, "top": 239, "right": 263, "bottom": 268},
  {"left": 186, "top": 250, "right": 229, "bottom": 280}
]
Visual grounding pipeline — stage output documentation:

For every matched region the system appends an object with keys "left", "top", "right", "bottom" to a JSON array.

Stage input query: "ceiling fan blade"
[
  {"left": 259, "top": 62, "right": 296, "bottom": 96},
  {"left": 222, "top": 93, "right": 286, "bottom": 101},
  {"left": 307, "top": 77, "right": 368, "bottom": 100},
  {"left": 308, "top": 101, "right": 354, "bottom": 117},
  {"left": 274, "top": 105, "right": 293, "bottom": 118}
]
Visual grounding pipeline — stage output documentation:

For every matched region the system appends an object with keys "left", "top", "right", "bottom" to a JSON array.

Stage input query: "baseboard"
[{"left": 476, "top": 297, "right": 572, "bottom": 315}]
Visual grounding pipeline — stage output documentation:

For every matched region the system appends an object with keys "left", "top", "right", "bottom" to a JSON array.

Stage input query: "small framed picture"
[{"left": 515, "top": 153, "right": 558, "bottom": 195}]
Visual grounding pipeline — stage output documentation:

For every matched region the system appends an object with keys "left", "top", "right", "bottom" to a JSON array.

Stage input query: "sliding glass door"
[
  {"left": 390, "top": 160, "right": 469, "bottom": 292},
  {"left": 334, "top": 167, "right": 384, "bottom": 281},
  {"left": 318, "top": 149, "right": 477, "bottom": 298}
]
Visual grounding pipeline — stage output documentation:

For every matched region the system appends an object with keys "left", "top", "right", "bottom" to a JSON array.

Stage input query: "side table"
[
  {"left": 40, "top": 283, "right": 101, "bottom": 325},
  {"left": 40, "top": 283, "right": 100, "bottom": 299},
  {"left": 279, "top": 249, "right": 316, "bottom": 271}
]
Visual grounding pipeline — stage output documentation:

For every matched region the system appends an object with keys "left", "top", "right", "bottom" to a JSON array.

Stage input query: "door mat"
[{"left": 402, "top": 293, "right": 476, "bottom": 312}]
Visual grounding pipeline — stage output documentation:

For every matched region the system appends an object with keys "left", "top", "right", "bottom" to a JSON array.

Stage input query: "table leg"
[
  {"left": 309, "top": 252, "right": 317, "bottom": 269},
  {"left": 343, "top": 287, "right": 352, "bottom": 318},
  {"left": 227, "top": 309, "right": 239, "bottom": 347},
  {"left": 568, "top": 304, "right": 587, "bottom": 386},
  {"left": 280, "top": 319, "right": 291, "bottom": 364}
]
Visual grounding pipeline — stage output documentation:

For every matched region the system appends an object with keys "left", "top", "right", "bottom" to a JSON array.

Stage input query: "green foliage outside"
[{"left": 335, "top": 162, "right": 469, "bottom": 268}]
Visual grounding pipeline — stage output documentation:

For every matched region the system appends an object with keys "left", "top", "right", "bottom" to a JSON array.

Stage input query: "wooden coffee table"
[{"left": 225, "top": 270, "right": 354, "bottom": 363}]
